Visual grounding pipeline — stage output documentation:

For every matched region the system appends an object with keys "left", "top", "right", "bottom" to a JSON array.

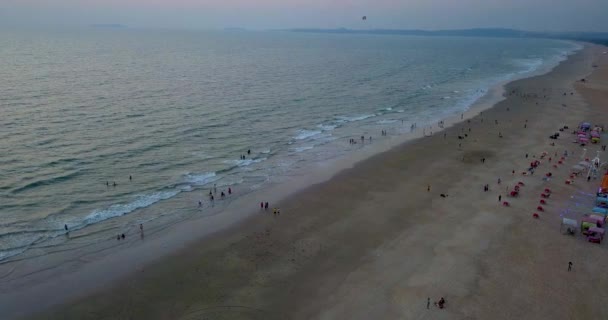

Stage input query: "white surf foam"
[{"left": 83, "top": 190, "right": 180, "bottom": 226}]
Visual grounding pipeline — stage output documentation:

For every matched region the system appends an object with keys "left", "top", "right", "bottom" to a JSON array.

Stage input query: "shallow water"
[{"left": 0, "top": 28, "right": 579, "bottom": 261}]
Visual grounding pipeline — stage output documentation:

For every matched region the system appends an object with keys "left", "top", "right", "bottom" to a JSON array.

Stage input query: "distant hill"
[
  {"left": 289, "top": 28, "right": 608, "bottom": 44},
  {"left": 90, "top": 24, "right": 127, "bottom": 29},
  {"left": 224, "top": 27, "right": 247, "bottom": 32}
]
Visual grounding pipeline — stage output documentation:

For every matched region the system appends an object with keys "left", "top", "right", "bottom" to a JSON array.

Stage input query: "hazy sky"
[{"left": 2, "top": 0, "right": 607, "bottom": 32}]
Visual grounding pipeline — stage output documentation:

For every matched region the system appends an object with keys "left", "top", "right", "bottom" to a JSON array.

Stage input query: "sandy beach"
[{"left": 4, "top": 43, "right": 608, "bottom": 320}]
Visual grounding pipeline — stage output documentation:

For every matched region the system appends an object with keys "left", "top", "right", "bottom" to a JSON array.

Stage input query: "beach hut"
[
  {"left": 561, "top": 218, "right": 577, "bottom": 235},
  {"left": 592, "top": 207, "right": 608, "bottom": 215}
]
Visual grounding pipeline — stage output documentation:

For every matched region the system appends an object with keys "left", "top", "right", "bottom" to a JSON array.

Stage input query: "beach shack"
[
  {"left": 600, "top": 174, "right": 608, "bottom": 194},
  {"left": 581, "top": 217, "right": 597, "bottom": 235},
  {"left": 561, "top": 218, "right": 577, "bottom": 235},
  {"left": 596, "top": 196, "right": 608, "bottom": 208},
  {"left": 587, "top": 227, "right": 605, "bottom": 244},
  {"left": 588, "top": 215, "right": 605, "bottom": 227}
]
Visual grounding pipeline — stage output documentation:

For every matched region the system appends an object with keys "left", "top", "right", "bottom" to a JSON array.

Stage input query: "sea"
[{"left": 0, "top": 28, "right": 580, "bottom": 262}]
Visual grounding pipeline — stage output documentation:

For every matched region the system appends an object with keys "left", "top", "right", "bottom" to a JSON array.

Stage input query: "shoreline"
[
  {"left": 0, "top": 39, "right": 579, "bottom": 265},
  {"left": 1, "top": 42, "right": 603, "bottom": 320}
]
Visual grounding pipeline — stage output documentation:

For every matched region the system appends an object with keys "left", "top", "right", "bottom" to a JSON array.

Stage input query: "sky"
[{"left": 2, "top": 0, "right": 607, "bottom": 32}]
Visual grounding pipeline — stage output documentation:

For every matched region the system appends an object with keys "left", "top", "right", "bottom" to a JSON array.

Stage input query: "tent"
[{"left": 571, "top": 165, "right": 585, "bottom": 173}]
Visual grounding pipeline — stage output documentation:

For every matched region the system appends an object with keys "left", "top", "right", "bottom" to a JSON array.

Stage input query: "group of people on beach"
[
  {"left": 203, "top": 184, "right": 233, "bottom": 205},
  {"left": 239, "top": 149, "right": 251, "bottom": 160},
  {"left": 259, "top": 201, "right": 281, "bottom": 215}
]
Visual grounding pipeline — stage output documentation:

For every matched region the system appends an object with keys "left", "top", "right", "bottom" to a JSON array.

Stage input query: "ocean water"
[{"left": 0, "top": 28, "right": 579, "bottom": 261}]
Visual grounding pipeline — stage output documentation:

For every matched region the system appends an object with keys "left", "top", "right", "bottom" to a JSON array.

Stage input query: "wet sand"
[{"left": 7, "top": 43, "right": 608, "bottom": 320}]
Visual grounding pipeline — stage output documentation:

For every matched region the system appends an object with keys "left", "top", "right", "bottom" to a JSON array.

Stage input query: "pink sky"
[{"left": 3, "top": 0, "right": 608, "bottom": 31}]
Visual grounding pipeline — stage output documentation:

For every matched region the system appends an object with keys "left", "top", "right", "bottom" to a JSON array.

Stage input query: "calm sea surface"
[{"left": 0, "top": 28, "right": 579, "bottom": 261}]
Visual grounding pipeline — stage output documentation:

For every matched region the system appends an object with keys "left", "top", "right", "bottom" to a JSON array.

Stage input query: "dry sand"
[{"left": 11, "top": 44, "right": 608, "bottom": 320}]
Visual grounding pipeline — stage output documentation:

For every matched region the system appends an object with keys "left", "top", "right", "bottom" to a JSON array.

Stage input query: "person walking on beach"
[
  {"left": 129, "top": 175, "right": 132, "bottom": 181},
  {"left": 198, "top": 200, "right": 202, "bottom": 207},
  {"left": 265, "top": 202, "right": 269, "bottom": 210},
  {"left": 427, "top": 297, "right": 430, "bottom": 309},
  {"left": 498, "top": 195, "right": 502, "bottom": 202},
  {"left": 568, "top": 261, "right": 573, "bottom": 271},
  {"left": 228, "top": 187, "right": 232, "bottom": 195},
  {"left": 260, "top": 202, "right": 264, "bottom": 209},
  {"left": 427, "top": 185, "right": 431, "bottom": 192}
]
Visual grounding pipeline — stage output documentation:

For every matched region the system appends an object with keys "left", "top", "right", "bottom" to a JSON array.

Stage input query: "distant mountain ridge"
[
  {"left": 90, "top": 24, "right": 127, "bottom": 29},
  {"left": 289, "top": 28, "right": 608, "bottom": 45}
]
